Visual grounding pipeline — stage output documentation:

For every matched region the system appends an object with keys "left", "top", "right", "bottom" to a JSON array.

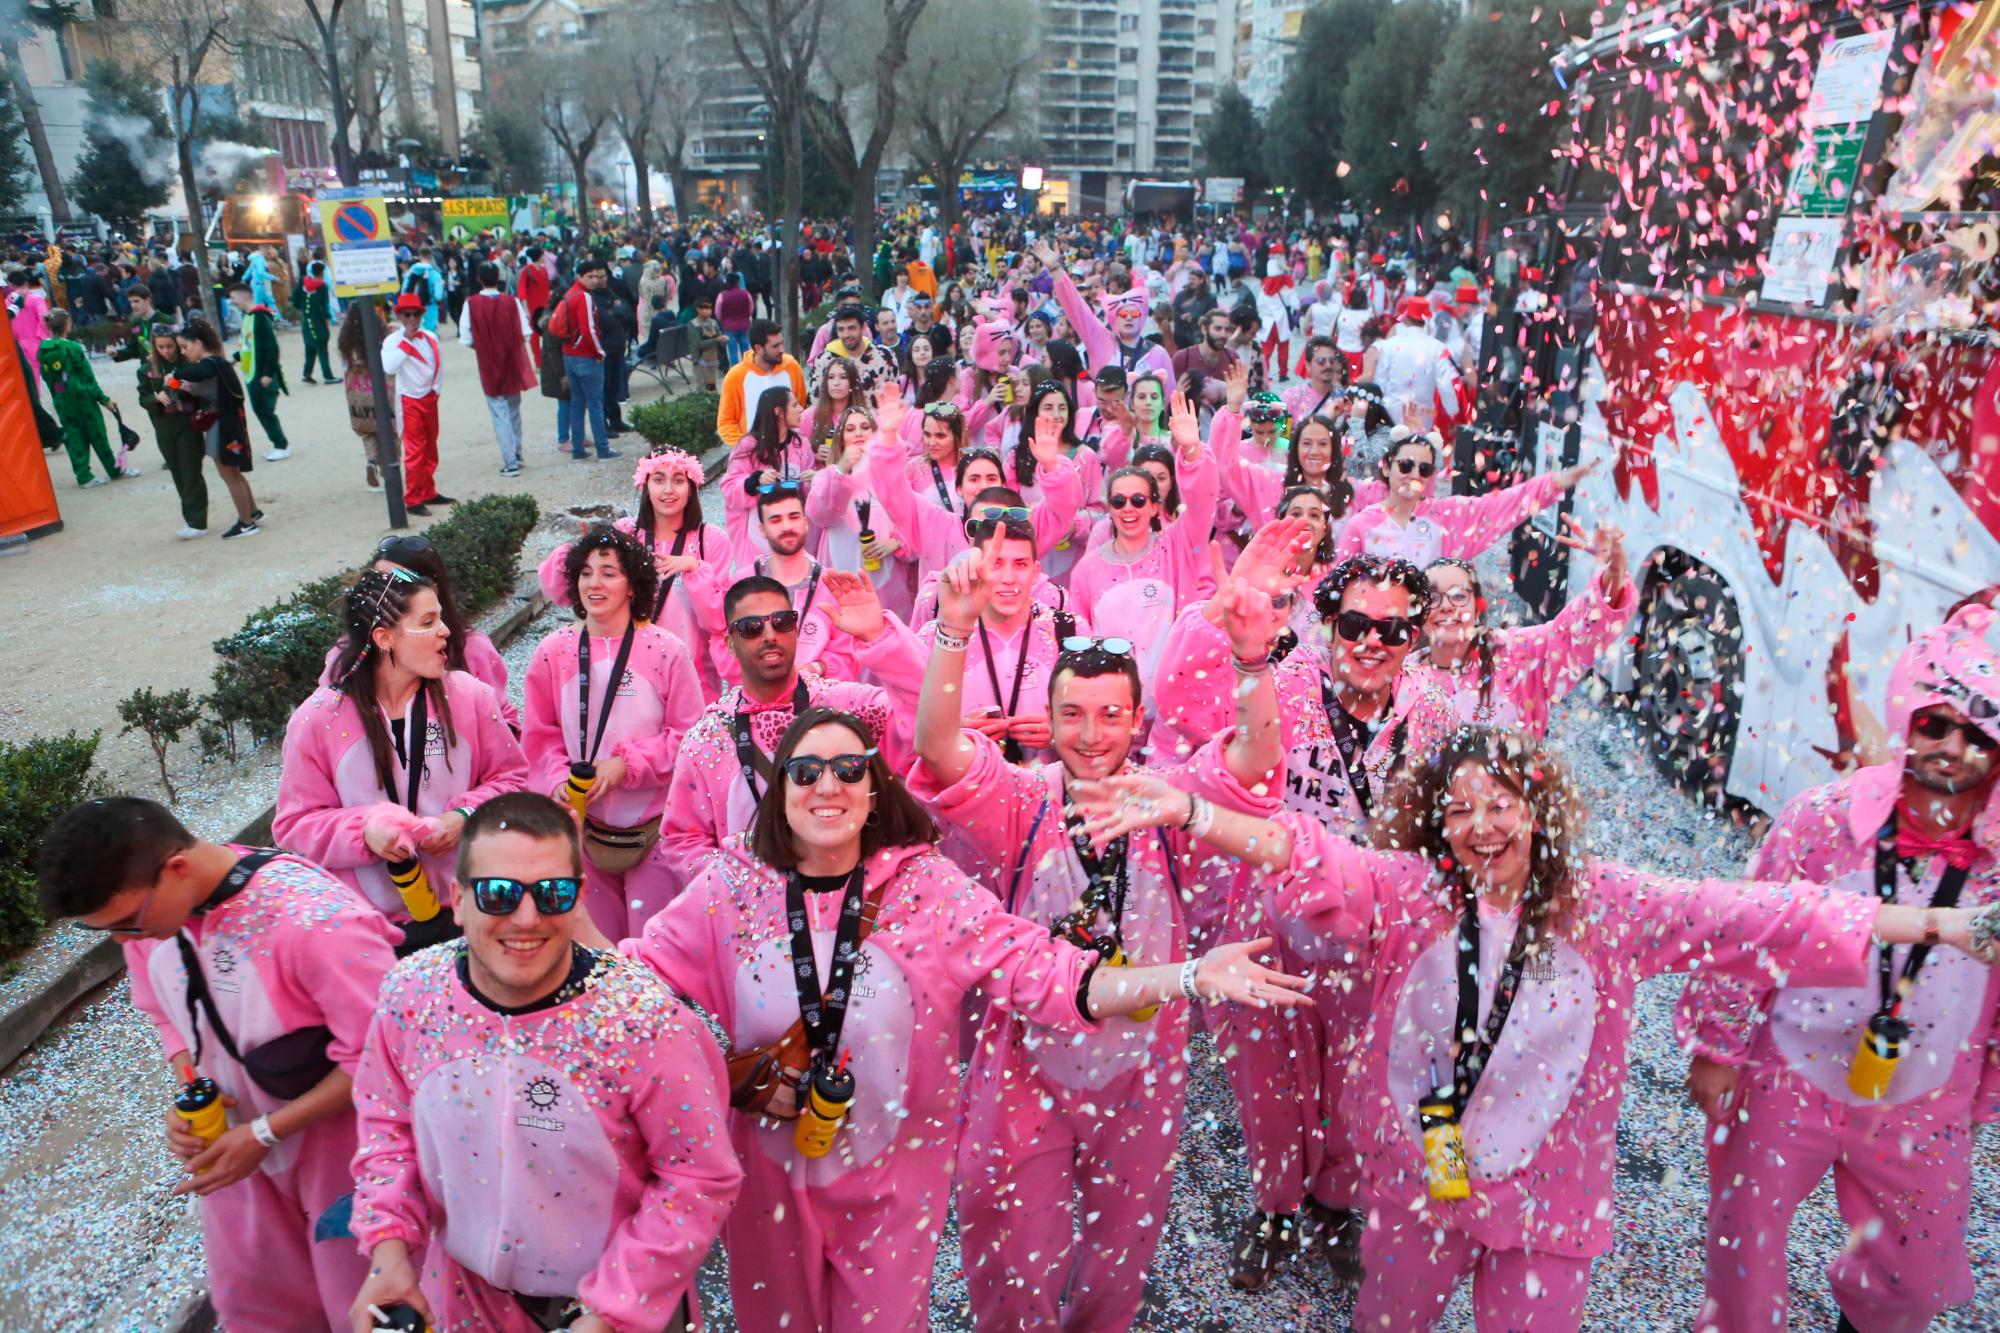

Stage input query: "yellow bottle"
[
  {"left": 1848, "top": 1011, "right": 1907, "bottom": 1102},
  {"left": 564, "top": 762, "right": 597, "bottom": 822},
  {"left": 175, "top": 1077, "right": 228, "bottom": 1166},
  {"left": 793, "top": 1061, "right": 856, "bottom": 1159},
  {"left": 858, "top": 529, "right": 882, "bottom": 573},
  {"left": 1420, "top": 1097, "right": 1471, "bottom": 1200},
  {"left": 387, "top": 857, "right": 441, "bottom": 923}
]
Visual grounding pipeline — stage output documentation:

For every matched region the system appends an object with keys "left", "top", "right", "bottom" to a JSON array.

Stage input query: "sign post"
[{"left": 315, "top": 187, "right": 409, "bottom": 528}]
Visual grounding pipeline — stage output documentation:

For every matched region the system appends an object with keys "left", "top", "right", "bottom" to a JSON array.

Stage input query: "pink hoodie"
[
  {"left": 273, "top": 672, "right": 529, "bottom": 920},
  {"left": 721, "top": 431, "right": 818, "bottom": 570},
  {"left": 319, "top": 632, "right": 518, "bottom": 734},
  {"left": 680, "top": 557, "right": 927, "bottom": 689},
  {"left": 1049, "top": 269, "right": 1173, "bottom": 380},
  {"left": 350, "top": 946, "right": 742, "bottom": 1333},
  {"left": 1004, "top": 447, "right": 1101, "bottom": 587},
  {"left": 1334, "top": 473, "right": 1562, "bottom": 567},
  {"left": 1208, "top": 406, "right": 1388, "bottom": 535},
  {"left": 804, "top": 457, "right": 918, "bottom": 620},
  {"left": 865, "top": 433, "right": 1082, "bottom": 586},
  {"left": 536, "top": 517, "right": 729, "bottom": 701}
]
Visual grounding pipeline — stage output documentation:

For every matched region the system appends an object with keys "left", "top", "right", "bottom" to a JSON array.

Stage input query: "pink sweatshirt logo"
[{"left": 518, "top": 1075, "right": 567, "bottom": 1131}]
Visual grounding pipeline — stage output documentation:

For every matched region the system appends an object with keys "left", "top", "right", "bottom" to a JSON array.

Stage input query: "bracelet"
[
  {"left": 249, "top": 1114, "right": 282, "bottom": 1149},
  {"left": 1230, "top": 653, "right": 1272, "bottom": 676},
  {"left": 1922, "top": 909, "right": 1941, "bottom": 948},
  {"left": 451, "top": 805, "right": 475, "bottom": 822},
  {"left": 1184, "top": 794, "right": 1215, "bottom": 841},
  {"left": 934, "top": 625, "right": 971, "bottom": 653},
  {"left": 1179, "top": 956, "right": 1202, "bottom": 1004},
  {"left": 1178, "top": 792, "right": 1204, "bottom": 830}
]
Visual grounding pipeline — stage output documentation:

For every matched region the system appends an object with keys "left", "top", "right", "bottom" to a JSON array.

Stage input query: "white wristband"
[
  {"left": 1179, "top": 956, "right": 1202, "bottom": 1004},
  {"left": 1185, "top": 794, "right": 1215, "bottom": 841},
  {"left": 249, "top": 1114, "right": 282, "bottom": 1149}
]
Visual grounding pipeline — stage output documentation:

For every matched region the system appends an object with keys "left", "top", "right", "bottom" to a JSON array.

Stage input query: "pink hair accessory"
[
  {"left": 633, "top": 449, "right": 705, "bottom": 491},
  {"left": 1096, "top": 287, "right": 1149, "bottom": 321}
]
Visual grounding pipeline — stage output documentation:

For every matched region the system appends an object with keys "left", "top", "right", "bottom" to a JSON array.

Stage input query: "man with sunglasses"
[
  {"left": 1677, "top": 606, "right": 2000, "bottom": 1333},
  {"left": 36, "top": 796, "right": 397, "bottom": 1331},
  {"left": 1282, "top": 335, "right": 1347, "bottom": 427},
  {"left": 349, "top": 793, "right": 740, "bottom": 1333}
]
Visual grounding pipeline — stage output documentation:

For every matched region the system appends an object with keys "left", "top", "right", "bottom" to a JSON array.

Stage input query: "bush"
[
  {"left": 116, "top": 686, "right": 200, "bottom": 803},
  {"left": 0, "top": 732, "right": 106, "bottom": 956},
  {"left": 629, "top": 392, "right": 722, "bottom": 455},
  {"left": 206, "top": 494, "right": 541, "bottom": 745}
]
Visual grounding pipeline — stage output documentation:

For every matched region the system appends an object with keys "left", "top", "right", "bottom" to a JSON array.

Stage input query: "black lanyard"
[
  {"left": 392, "top": 685, "right": 430, "bottom": 811},
  {"left": 730, "top": 678, "right": 812, "bottom": 804},
  {"left": 785, "top": 865, "right": 868, "bottom": 1063},
  {"left": 1061, "top": 778, "right": 1131, "bottom": 951},
  {"left": 1449, "top": 882, "right": 1533, "bottom": 1111},
  {"left": 575, "top": 621, "right": 638, "bottom": 767},
  {"left": 929, "top": 458, "right": 954, "bottom": 511},
  {"left": 1871, "top": 815, "right": 1971, "bottom": 1014},
  {"left": 978, "top": 610, "right": 1036, "bottom": 764},
  {"left": 643, "top": 524, "right": 696, "bottom": 623},
  {"left": 177, "top": 849, "right": 283, "bottom": 1070},
  {"left": 756, "top": 558, "right": 821, "bottom": 622},
  {"left": 1320, "top": 674, "right": 1380, "bottom": 818}
]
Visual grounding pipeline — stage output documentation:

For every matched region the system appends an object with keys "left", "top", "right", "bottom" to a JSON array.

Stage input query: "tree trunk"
[
  {"left": 669, "top": 160, "right": 694, "bottom": 220},
  {"left": 933, "top": 155, "right": 963, "bottom": 233},
  {"left": 631, "top": 144, "right": 654, "bottom": 231},
  {"left": 3, "top": 40, "right": 71, "bottom": 225},
  {"left": 571, "top": 148, "right": 592, "bottom": 241},
  {"left": 320, "top": 23, "right": 357, "bottom": 185},
  {"left": 176, "top": 131, "right": 218, "bottom": 326},
  {"left": 780, "top": 109, "right": 802, "bottom": 347},
  {"left": 850, "top": 178, "right": 877, "bottom": 301}
]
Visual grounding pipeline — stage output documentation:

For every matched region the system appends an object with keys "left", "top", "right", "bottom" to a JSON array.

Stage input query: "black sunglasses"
[
  {"left": 1911, "top": 711, "right": 1999, "bottom": 752},
  {"left": 731, "top": 608, "right": 801, "bottom": 638},
  {"left": 1393, "top": 458, "right": 1437, "bottom": 478},
  {"left": 1334, "top": 611, "right": 1416, "bottom": 646},
  {"left": 1107, "top": 492, "right": 1153, "bottom": 510},
  {"left": 374, "top": 534, "right": 435, "bottom": 565},
  {"left": 467, "top": 876, "right": 582, "bottom": 916},
  {"left": 782, "top": 750, "right": 877, "bottom": 785}
]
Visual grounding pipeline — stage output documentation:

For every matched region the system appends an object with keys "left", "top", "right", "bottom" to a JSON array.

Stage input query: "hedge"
[
  {"left": 629, "top": 392, "right": 722, "bottom": 455},
  {"left": 207, "top": 493, "right": 540, "bottom": 746},
  {"left": 0, "top": 732, "right": 107, "bottom": 956}
]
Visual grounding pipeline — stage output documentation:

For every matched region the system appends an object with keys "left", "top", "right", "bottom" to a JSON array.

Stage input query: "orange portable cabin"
[{"left": 0, "top": 303, "right": 60, "bottom": 541}]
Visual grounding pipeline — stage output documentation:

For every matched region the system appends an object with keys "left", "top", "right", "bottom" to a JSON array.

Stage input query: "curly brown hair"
[
  {"left": 1370, "top": 726, "right": 1588, "bottom": 942},
  {"left": 563, "top": 522, "right": 660, "bottom": 624}
]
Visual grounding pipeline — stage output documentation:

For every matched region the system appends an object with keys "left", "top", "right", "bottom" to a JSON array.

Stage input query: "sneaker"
[
  {"left": 118, "top": 464, "right": 142, "bottom": 478},
  {"left": 221, "top": 519, "right": 259, "bottom": 539},
  {"left": 265, "top": 448, "right": 291, "bottom": 461},
  {"left": 251, "top": 509, "right": 265, "bottom": 524},
  {"left": 80, "top": 476, "right": 108, "bottom": 488},
  {"left": 1226, "top": 1211, "right": 1298, "bottom": 1292},
  {"left": 429, "top": 494, "right": 458, "bottom": 507},
  {"left": 595, "top": 448, "right": 623, "bottom": 460},
  {"left": 1301, "top": 1199, "right": 1365, "bottom": 1288},
  {"left": 366, "top": 464, "right": 383, "bottom": 492},
  {"left": 301, "top": 376, "right": 318, "bottom": 385},
  {"left": 175, "top": 525, "right": 207, "bottom": 540},
  {"left": 500, "top": 463, "right": 522, "bottom": 477},
  {"left": 572, "top": 450, "right": 593, "bottom": 461},
  {"left": 405, "top": 502, "right": 433, "bottom": 517}
]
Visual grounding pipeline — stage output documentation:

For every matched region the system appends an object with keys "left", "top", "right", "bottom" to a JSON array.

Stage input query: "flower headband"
[{"left": 633, "top": 449, "right": 705, "bottom": 491}]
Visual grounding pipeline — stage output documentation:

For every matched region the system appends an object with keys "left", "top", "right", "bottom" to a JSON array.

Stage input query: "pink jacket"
[
  {"left": 536, "top": 517, "right": 729, "bottom": 702},
  {"left": 319, "top": 631, "right": 518, "bottom": 734},
  {"left": 722, "top": 432, "right": 817, "bottom": 570},
  {"left": 1334, "top": 473, "right": 1562, "bottom": 567},
  {"left": 521, "top": 623, "right": 705, "bottom": 828},
  {"left": 350, "top": 947, "right": 742, "bottom": 1330},
  {"left": 804, "top": 459, "right": 917, "bottom": 620},
  {"left": 865, "top": 433, "right": 1083, "bottom": 586},
  {"left": 1049, "top": 270, "right": 1173, "bottom": 380},
  {"left": 1004, "top": 448, "right": 1100, "bottom": 587},
  {"left": 1675, "top": 764, "right": 2000, "bottom": 1120},
  {"left": 912, "top": 607, "right": 1078, "bottom": 730},
  {"left": 1400, "top": 568, "right": 1637, "bottom": 736},
  {"left": 1208, "top": 407, "right": 1388, "bottom": 532},
  {"left": 680, "top": 557, "right": 918, "bottom": 688},
  {"left": 273, "top": 672, "right": 529, "bottom": 919}
]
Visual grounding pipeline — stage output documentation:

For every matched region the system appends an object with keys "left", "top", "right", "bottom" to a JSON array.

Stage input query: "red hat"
[
  {"left": 1370, "top": 252, "right": 1386, "bottom": 265},
  {"left": 395, "top": 292, "right": 425, "bottom": 314},
  {"left": 1455, "top": 283, "right": 1479, "bottom": 304},
  {"left": 1398, "top": 296, "right": 1431, "bottom": 322}
]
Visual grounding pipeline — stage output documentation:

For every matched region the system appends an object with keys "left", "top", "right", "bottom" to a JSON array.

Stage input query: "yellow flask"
[
  {"left": 793, "top": 1060, "right": 856, "bottom": 1159},
  {"left": 563, "top": 762, "right": 597, "bottom": 822},
  {"left": 1420, "top": 1097, "right": 1471, "bottom": 1200},
  {"left": 174, "top": 1077, "right": 228, "bottom": 1165},
  {"left": 1847, "top": 1011, "right": 1907, "bottom": 1102},
  {"left": 387, "top": 857, "right": 441, "bottom": 923}
]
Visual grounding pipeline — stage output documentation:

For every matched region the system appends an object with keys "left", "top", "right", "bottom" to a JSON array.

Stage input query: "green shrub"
[
  {"left": 206, "top": 494, "right": 541, "bottom": 745},
  {"left": 116, "top": 686, "right": 200, "bottom": 803},
  {"left": 0, "top": 732, "right": 107, "bottom": 956},
  {"left": 629, "top": 392, "right": 722, "bottom": 454}
]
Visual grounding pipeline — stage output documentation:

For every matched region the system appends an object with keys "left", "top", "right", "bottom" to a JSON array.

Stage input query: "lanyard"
[
  {"left": 978, "top": 610, "right": 1036, "bottom": 764},
  {"left": 730, "top": 677, "right": 812, "bottom": 804},
  {"left": 1871, "top": 815, "right": 1971, "bottom": 1014},
  {"left": 575, "top": 621, "right": 638, "bottom": 767},
  {"left": 755, "top": 558, "right": 821, "bottom": 622},
  {"left": 391, "top": 685, "right": 430, "bottom": 811},
  {"left": 1449, "top": 883, "right": 1533, "bottom": 1112},
  {"left": 1061, "top": 778, "right": 1131, "bottom": 950},
  {"left": 642, "top": 524, "right": 695, "bottom": 623},
  {"left": 929, "top": 458, "right": 954, "bottom": 511},
  {"left": 1320, "top": 674, "right": 1378, "bottom": 818},
  {"left": 177, "top": 849, "right": 283, "bottom": 1070},
  {"left": 785, "top": 865, "right": 868, "bottom": 1063}
]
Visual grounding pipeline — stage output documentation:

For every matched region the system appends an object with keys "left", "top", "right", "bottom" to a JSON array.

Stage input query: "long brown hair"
[
  {"left": 368, "top": 533, "right": 472, "bottom": 672},
  {"left": 810, "top": 356, "right": 858, "bottom": 452},
  {"left": 1422, "top": 557, "right": 1496, "bottom": 711},
  {"left": 1285, "top": 414, "right": 1355, "bottom": 517},
  {"left": 331, "top": 570, "right": 461, "bottom": 797},
  {"left": 750, "top": 708, "right": 938, "bottom": 868},
  {"left": 1371, "top": 727, "right": 1586, "bottom": 943}
]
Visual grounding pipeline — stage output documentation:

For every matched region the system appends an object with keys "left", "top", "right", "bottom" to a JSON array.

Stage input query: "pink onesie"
[
  {"left": 1048, "top": 270, "right": 1173, "bottom": 381},
  {"left": 521, "top": 622, "right": 705, "bottom": 938},
  {"left": 350, "top": 946, "right": 743, "bottom": 1332},
  {"left": 1271, "top": 814, "right": 1880, "bottom": 1332},
  {"left": 1004, "top": 447, "right": 1101, "bottom": 587},
  {"left": 805, "top": 459, "right": 918, "bottom": 620},
  {"left": 320, "top": 632, "right": 519, "bottom": 735},
  {"left": 1334, "top": 473, "right": 1561, "bottom": 566},
  {"left": 909, "top": 731, "right": 1278, "bottom": 1331},
  {"left": 625, "top": 837, "right": 1105, "bottom": 1333},
  {"left": 1676, "top": 765, "right": 2000, "bottom": 1333},
  {"left": 1208, "top": 406, "right": 1388, "bottom": 536},
  {"left": 680, "top": 557, "right": 924, "bottom": 689},
  {"left": 125, "top": 852, "right": 399, "bottom": 1331},
  {"left": 536, "top": 517, "right": 731, "bottom": 701},
  {"left": 865, "top": 432, "right": 1082, "bottom": 586},
  {"left": 273, "top": 672, "right": 529, "bottom": 921},
  {"left": 721, "top": 431, "right": 818, "bottom": 569}
]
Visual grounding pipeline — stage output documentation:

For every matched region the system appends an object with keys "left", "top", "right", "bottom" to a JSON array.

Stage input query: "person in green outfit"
[
  {"left": 295, "top": 258, "right": 334, "bottom": 384},
  {"left": 227, "top": 281, "right": 292, "bottom": 461},
  {"left": 114, "top": 292, "right": 210, "bottom": 536},
  {"left": 39, "top": 309, "right": 131, "bottom": 489}
]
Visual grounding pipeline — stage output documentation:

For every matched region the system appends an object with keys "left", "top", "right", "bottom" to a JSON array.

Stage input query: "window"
[
  {"left": 1197, "top": 17, "right": 1213, "bottom": 33},
  {"left": 1196, "top": 50, "right": 1212, "bottom": 67},
  {"left": 1120, "top": 13, "right": 1137, "bottom": 29},
  {"left": 534, "top": 24, "right": 551, "bottom": 44},
  {"left": 1116, "top": 144, "right": 1132, "bottom": 161},
  {"left": 1118, "top": 111, "right": 1136, "bottom": 127},
  {"left": 1120, "top": 47, "right": 1136, "bottom": 62},
  {"left": 1117, "top": 78, "right": 1136, "bottom": 94},
  {"left": 560, "top": 20, "right": 580, "bottom": 38}
]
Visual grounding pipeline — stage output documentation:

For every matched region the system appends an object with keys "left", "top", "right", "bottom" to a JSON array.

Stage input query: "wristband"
[
  {"left": 249, "top": 1114, "right": 282, "bottom": 1149},
  {"left": 1184, "top": 794, "right": 1216, "bottom": 840},
  {"left": 934, "top": 625, "right": 971, "bottom": 653},
  {"left": 1179, "top": 957, "right": 1202, "bottom": 1005},
  {"left": 1230, "top": 653, "right": 1272, "bottom": 676},
  {"left": 451, "top": 806, "right": 475, "bottom": 822}
]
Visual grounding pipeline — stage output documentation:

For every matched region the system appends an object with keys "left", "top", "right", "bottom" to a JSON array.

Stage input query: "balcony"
[
  {"left": 1159, "top": 58, "right": 1194, "bottom": 72},
  {"left": 1157, "top": 92, "right": 1193, "bottom": 107}
]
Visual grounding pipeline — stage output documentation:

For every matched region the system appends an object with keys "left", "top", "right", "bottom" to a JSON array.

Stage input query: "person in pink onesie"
[
  {"left": 626, "top": 707, "right": 1304, "bottom": 1333},
  {"left": 522, "top": 524, "right": 704, "bottom": 940},
  {"left": 1335, "top": 429, "right": 1595, "bottom": 567},
  {"left": 276, "top": 569, "right": 528, "bottom": 945},
  {"left": 1003, "top": 381, "right": 1100, "bottom": 587},
  {"left": 1032, "top": 239, "right": 1174, "bottom": 381},
  {"left": 9, "top": 269, "right": 50, "bottom": 380},
  {"left": 1405, "top": 520, "right": 1636, "bottom": 734},
  {"left": 37, "top": 796, "right": 399, "bottom": 1333},
  {"left": 1149, "top": 549, "right": 1457, "bottom": 1290},
  {"left": 348, "top": 793, "right": 742, "bottom": 1333},
  {"left": 653, "top": 571, "right": 927, "bottom": 894},
  {"left": 538, "top": 450, "right": 730, "bottom": 700},
  {"left": 901, "top": 394, "right": 978, "bottom": 514},
  {"left": 722, "top": 382, "right": 818, "bottom": 569},
  {"left": 1210, "top": 371, "right": 1387, "bottom": 553},
  {"left": 907, "top": 528, "right": 1297, "bottom": 1332},
  {"left": 1677, "top": 605, "right": 2000, "bottom": 1333},
  {"left": 1067, "top": 390, "right": 1219, "bottom": 695},
  {"left": 1068, "top": 726, "right": 2000, "bottom": 1333},
  {"left": 805, "top": 403, "right": 918, "bottom": 620}
]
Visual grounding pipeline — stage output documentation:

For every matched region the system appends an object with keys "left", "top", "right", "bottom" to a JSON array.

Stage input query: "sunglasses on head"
[
  {"left": 374, "top": 534, "right": 435, "bottom": 565},
  {"left": 972, "top": 505, "right": 1031, "bottom": 524},
  {"left": 758, "top": 479, "right": 804, "bottom": 496},
  {"left": 731, "top": 608, "right": 801, "bottom": 638},
  {"left": 782, "top": 750, "right": 877, "bottom": 785},
  {"left": 1911, "top": 711, "right": 1999, "bottom": 752},
  {"left": 1393, "top": 458, "right": 1436, "bottom": 478},
  {"left": 467, "top": 876, "right": 582, "bottom": 916},
  {"left": 1060, "top": 635, "right": 1134, "bottom": 655},
  {"left": 1107, "top": 492, "right": 1153, "bottom": 510},
  {"left": 923, "top": 401, "right": 962, "bottom": 418},
  {"left": 1334, "top": 611, "right": 1416, "bottom": 646}
]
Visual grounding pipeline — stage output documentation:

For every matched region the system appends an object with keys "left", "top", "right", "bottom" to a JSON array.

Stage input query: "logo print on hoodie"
[{"left": 517, "top": 1075, "right": 567, "bottom": 1132}]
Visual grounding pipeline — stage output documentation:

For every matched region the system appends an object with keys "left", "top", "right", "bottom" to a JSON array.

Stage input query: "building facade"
[{"left": 1234, "top": 0, "right": 1306, "bottom": 112}]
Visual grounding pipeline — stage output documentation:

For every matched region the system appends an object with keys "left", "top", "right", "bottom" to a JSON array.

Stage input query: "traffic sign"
[{"left": 313, "top": 186, "right": 398, "bottom": 298}]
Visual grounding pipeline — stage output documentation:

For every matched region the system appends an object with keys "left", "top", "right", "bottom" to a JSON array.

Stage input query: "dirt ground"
[{"left": 0, "top": 319, "right": 700, "bottom": 796}]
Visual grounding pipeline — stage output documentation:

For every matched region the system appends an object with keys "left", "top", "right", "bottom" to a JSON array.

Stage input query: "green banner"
[
  {"left": 1784, "top": 125, "right": 1868, "bottom": 217},
  {"left": 442, "top": 196, "right": 510, "bottom": 241}
]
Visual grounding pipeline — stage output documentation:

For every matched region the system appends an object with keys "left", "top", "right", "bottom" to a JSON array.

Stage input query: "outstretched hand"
[
  {"left": 1168, "top": 391, "right": 1202, "bottom": 456},
  {"left": 1067, "top": 771, "right": 1191, "bottom": 848},
  {"left": 820, "top": 568, "right": 886, "bottom": 642},
  {"left": 1194, "top": 937, "right": 1313, "bottom": 1008},
  {"left": 1554, "top": 514, "right": 1626, "bottom": 598},
  {"left": 936, "top": 533, "right": 1001, "bottom": 632},
  {"left": 873, "top": 383, "right": 909, "bottom": 439},
  {"left": 1224, "top": 358, "right": 1251, "bottom": 412}
]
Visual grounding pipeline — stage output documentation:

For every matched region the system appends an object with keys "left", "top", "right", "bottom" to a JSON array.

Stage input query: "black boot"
[{"left": 1226, "top": 1210, "right": 1298, "bottom": 1292}]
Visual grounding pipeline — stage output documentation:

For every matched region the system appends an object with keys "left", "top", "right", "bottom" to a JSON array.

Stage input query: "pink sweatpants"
[
  {"left": 419, "top": 1248, "right": 691, "bottom": 1332},
  {"left": 580, "top": 852, "right": 677, "bottom": 942},
  {"left": 1697, "top": 1063, "right": 1976, "bottom": 1333},
  {"left": 956, "top": 1021, "right": 1187, "bottom": 1332},
  {"left": 1353, "top": 1208, "right": 1592, "bottom": 1332},
  {"left": 202, "top": 1118, "right": 370, "bottom": 1332}
]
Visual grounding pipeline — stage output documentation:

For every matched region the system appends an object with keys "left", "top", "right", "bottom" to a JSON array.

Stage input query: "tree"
[
  {"left": 604, "top": 11, "right": 691, "bottom": 233},
  {"left": 1337, "top": 0, "right": 1455, "bottom": 223},
  {"left": 1417, "top": 0, "right": 1594, "bottom": 222},
  {"left": 1265, "top": 0, "right": 1386, "bottom": 209},
  {"left": 464, "top": 103, "right": 547, "bottom": 196},
  {"left": 899, "top": 0, "right": 1036, "bottom": 234},
  {"left": 0, "top": 0, "right": 80, "bottom": 223},
  {"left": 0, "top": 71, "right": 35, "bottom": 219},
  {"left": 1199, "top": 84, "right": 1265, "bottom": 198},
  {"left": 268, "top": 0, "right": 380, "bottom": 183},
  {"left": 70, "top": 61, "right": 173, "bottom": 232},
  {"left": 514, "top": 47, "right": 613, "bottom": 241}
]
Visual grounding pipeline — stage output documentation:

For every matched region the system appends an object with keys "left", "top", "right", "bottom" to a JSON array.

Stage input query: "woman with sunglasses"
[
  {"left": 1068, "top": 391, "right": 1218, "bottom": 691},
  {"left": 806, "top": 403, "right": 915, "bottom": 619},
  {"left": 327, "top": 532, "right": 520, "bottom": 733},
  {"left": 523, "top": 524, "right": 704, "bottom": 939},
  {"left": 725, "top": 383, "right": 818, "bottom": 569},
  {"left": 628, "top": 707, "right": 1303, "bottom": 1333},
  {"left": 903, "top": 394, "right": 973, "bottom": 513},
  {"left": 1066, "top": 725, "right": 2000, "bottom": 1333},
  {"left": 1410, "top": 519, "right": 1635, "bottom": 734},
  {"left": 276, "top": 570, "right": 528, "bottom": 942},
  {"left": 1336, "top": 428, "right": 1595, "bottom": 568}
]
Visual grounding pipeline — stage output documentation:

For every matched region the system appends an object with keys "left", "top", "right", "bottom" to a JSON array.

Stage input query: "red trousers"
[{"left": 401, "top": 392, "right": 440, "bottom": 503}]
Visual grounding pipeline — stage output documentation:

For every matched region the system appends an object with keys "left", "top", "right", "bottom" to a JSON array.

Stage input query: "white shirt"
[
  {"left": 457, "top": 289, "right": 533, "bottom": 349},
  {"left": 380, "top": 327, "right": 444, "bottom": 398},
  {"left": 1373, "top": 325, "right": 1461, "bottom": 422}
]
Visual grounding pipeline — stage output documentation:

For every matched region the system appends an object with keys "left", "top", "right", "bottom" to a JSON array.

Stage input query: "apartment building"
[{"left": 1233, "top": 0, "right": 1306, "bottom": 111}]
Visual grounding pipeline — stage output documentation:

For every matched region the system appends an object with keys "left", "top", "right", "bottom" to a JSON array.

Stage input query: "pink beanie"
[
  {"left": 1884, "top": 603, "right": 2000, "bottom": 751},
  {"left": 971, "top": 320, "right": 1012, "bottom": 372}
]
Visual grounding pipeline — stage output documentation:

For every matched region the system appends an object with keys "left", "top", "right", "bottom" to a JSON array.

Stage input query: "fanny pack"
[
  {"left": 581, "top": 814, "right": 663, "bottom": 873},
  {"left": 511, "top": 1292, "right": 689, "bottom": 1333}
]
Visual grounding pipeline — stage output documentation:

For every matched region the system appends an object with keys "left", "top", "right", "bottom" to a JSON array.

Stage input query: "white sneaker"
[
  {"left": 265, "top": 448, "right": 292, "bottom": 461},
  {"left": 176, "top": 525, "right": 207, "bottom": 540},
  {"left": 119, "top": 464, "right": 142, "bottom": 478},
  {"left": 80, "top": 476, "right": 109, "bottom": 488}
]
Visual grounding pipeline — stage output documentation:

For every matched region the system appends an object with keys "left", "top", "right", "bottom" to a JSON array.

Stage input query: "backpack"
[{"left": 546, "top": 291, "right": 575, "bottom": 341}]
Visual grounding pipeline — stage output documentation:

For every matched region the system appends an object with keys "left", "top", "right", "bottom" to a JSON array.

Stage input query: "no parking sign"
[{"left": 313, "top": 187, "right": 399, "bottom": 298}]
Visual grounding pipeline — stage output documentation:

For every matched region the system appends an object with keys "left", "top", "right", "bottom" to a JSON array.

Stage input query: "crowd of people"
[{"left": 25, "top": 206, "right": 2000, "bottom": 1333}]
